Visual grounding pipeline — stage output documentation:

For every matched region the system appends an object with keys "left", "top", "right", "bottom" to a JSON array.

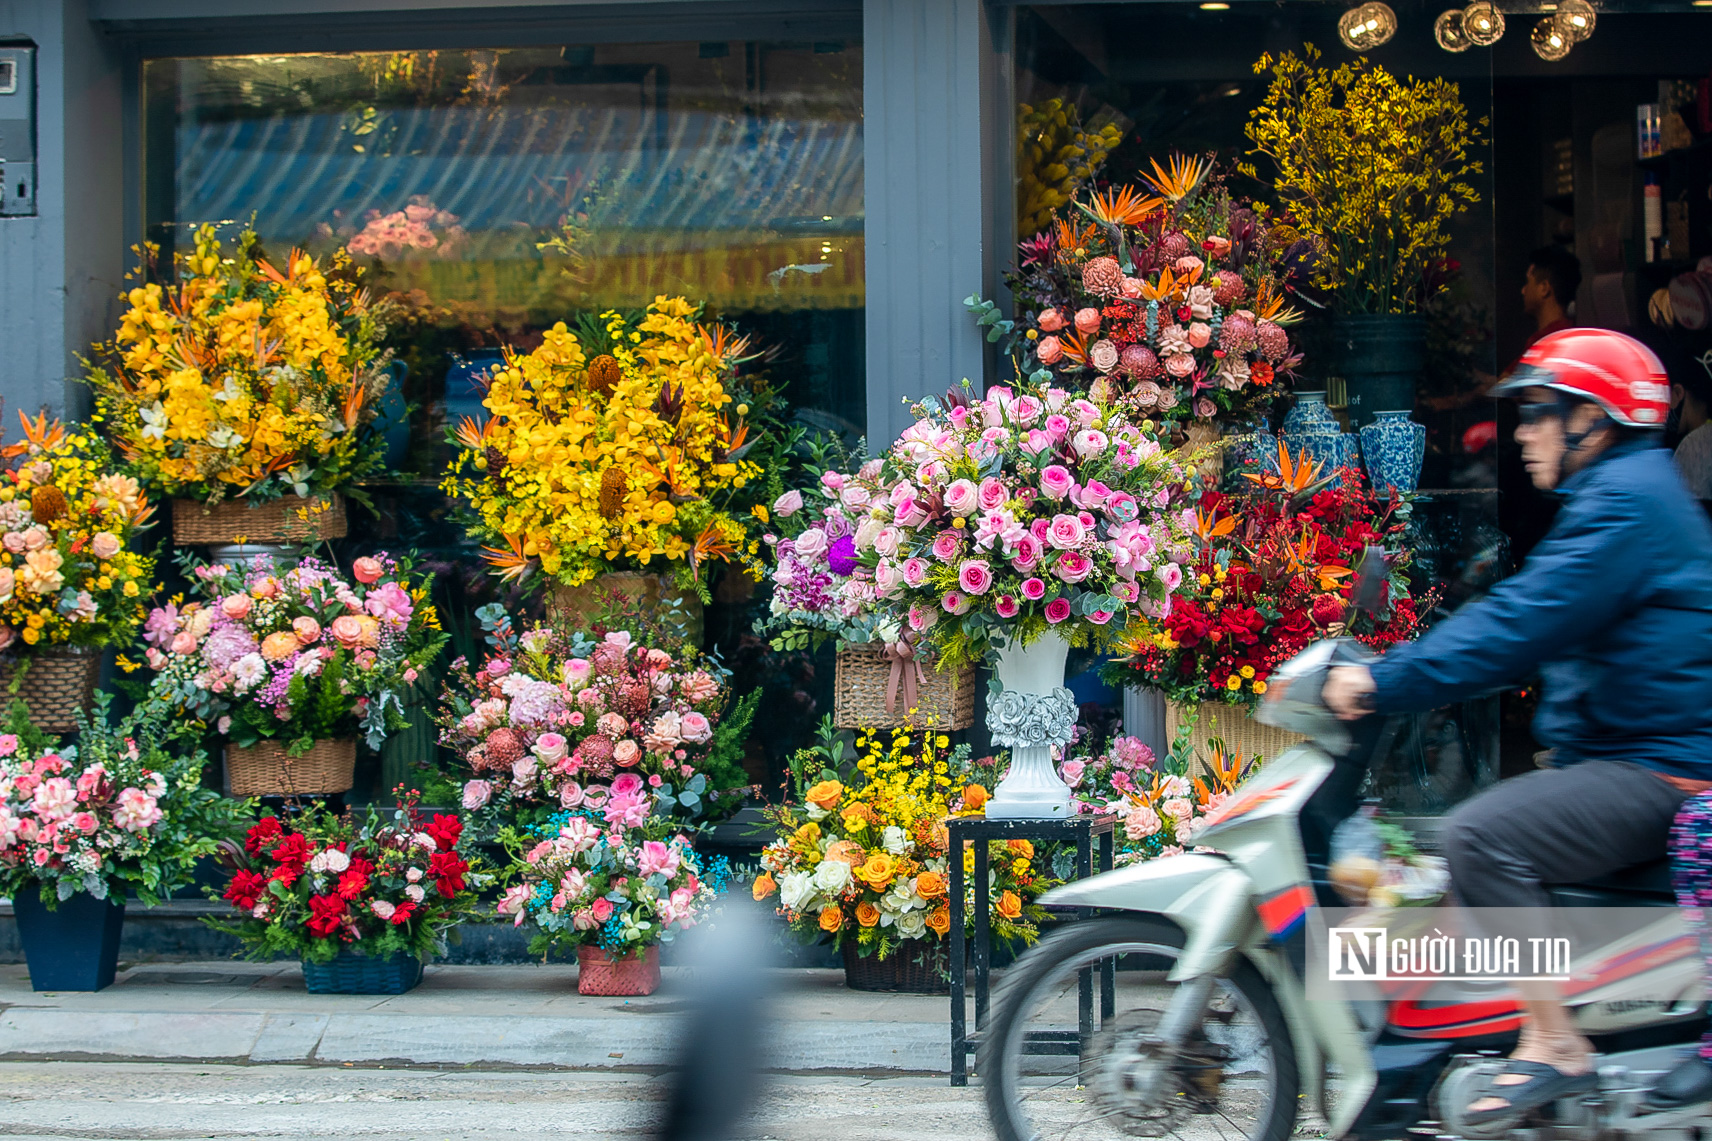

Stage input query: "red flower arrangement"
[
  {"left": 213, "top": 802, "right": 489, "bottom": 965},
  {"left": 1108, "top": 444, "right": 1430, "bottom": 705}
]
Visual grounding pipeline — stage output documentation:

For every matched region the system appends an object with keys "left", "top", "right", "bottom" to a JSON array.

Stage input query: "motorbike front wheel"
[{"left": 980, "top": 915, "right": 1299, "bottom": 1141}]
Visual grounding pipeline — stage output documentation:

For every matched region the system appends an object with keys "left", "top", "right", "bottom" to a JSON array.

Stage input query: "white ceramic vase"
[{"left": 985, "top": 630, "right": 1078, "bottom": 819}]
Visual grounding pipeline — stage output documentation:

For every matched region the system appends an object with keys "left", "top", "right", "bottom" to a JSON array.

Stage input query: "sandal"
[{"left": 1463, "top": 1059, "right": 1598, "bottom": 1125}]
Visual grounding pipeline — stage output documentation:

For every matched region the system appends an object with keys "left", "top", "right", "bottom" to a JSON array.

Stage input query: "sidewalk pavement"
[{"left": 0, "top": 961, "right": 953, "bottom": 1074}]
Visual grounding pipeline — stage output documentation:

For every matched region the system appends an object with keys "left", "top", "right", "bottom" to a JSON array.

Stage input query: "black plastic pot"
[
  {"left": 14, "top": 890, "right": 125, "bottom": 991},
  {"left": 1335, "top": 314, "right": 1425, "bottom": 426}
]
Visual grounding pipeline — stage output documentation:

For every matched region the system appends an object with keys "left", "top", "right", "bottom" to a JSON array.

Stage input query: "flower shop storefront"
[{"left": 0, "top": 0, "right": 1708, "bottom": 988}]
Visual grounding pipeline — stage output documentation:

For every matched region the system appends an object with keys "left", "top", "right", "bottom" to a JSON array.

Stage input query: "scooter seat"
[{"left": 1551, "top": 857, "right": 1674, "bottom": 898}]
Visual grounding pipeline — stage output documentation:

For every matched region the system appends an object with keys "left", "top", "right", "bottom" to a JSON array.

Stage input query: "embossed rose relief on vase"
[{"left": 985, "top": 631, "right": 1079, "bottom": 819}]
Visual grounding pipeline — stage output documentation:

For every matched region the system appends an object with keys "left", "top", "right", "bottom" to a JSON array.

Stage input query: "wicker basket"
[
  {"left": 834, "top": 645, "right": 976, "bottom": 731},
  {"left": 1179, "top": 422, "right": 1226, "bottom": 483},
  {"left": 302, "top": 951, "right": 423, "bottom": 995},
  {"left": 1166, "top": 701, "right": 1306, "bottom": 776},
  {"left": 172, "top": 495, "right": 347, "bottom": 546},
  {"left": 576, "top": 944, "right": 662, "bottom": 996},
  {"left": 841, "top": 938, "right": 950, "bottom": 994},
  {"left": 0, "top": 650, "right": 99, "bottom": 734},
  {"left": 549, "top": 574, "right": 704, "bottom": 645},
  {"left": 226, "top": 738, "right": 357, "bottom": 797}
]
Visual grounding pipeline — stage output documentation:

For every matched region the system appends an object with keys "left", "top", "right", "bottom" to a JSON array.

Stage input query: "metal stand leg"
[{"left": 950, "top": 832, "right": 967, "bottom": 1087}]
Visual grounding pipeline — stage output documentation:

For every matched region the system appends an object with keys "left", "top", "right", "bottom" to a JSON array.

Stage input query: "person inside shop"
[
  {"left": 1315, "top": 328, "right": 1712, "bottom": 1122},
  {"left": 1520, "top": 243, "right": 1582, "bottom": 349}
]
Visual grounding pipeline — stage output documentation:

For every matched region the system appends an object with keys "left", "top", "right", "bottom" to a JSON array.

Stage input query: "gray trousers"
[{"left": 1443, "top": 759, "right": 1689, "bottom": 908}]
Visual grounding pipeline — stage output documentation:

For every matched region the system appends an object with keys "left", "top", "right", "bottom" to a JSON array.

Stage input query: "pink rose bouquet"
[
  {"left": 435, "top": 606, "right": 756, "bottom": 834},
  {"left": 142, "top": 553, "right": 447, "bottom": 752},
  {"left": 0, "top": 699, "right": 249, "bottom": 907},
  {"left": 496, "top": 811, "right": 727, "bottom": 957},
  {"left": 860, "top": 379, "right": 1192, "bottom": 666}
]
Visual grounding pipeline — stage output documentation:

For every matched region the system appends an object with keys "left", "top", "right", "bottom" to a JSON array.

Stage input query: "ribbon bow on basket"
[{"left": 882, "top": 638, "right": 929, "bottom": 720}]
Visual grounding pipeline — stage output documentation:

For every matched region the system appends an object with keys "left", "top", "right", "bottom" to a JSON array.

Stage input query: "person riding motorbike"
[{"left": 1321, "top": 328, "right": 1712, "bottom": 1124}]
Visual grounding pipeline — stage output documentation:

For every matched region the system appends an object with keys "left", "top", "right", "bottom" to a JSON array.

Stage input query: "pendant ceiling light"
[
  {"left": 1554, "top": 0, "right": 1597, "bottom": 41},
  {"left": 1531, "top": 15, "right": 1573, "bottom": 58},
  {"left": 1434, "top": 7, "right": 1474, "bottom": 50},
  {"left": 1338, "top": 1, "right": 1399, "bottom": 50},
  {"left": 1461, "top": 0, "right": 1506, "bottom": 45}
]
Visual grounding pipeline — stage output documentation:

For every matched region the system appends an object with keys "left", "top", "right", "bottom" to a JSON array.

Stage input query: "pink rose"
[
  {"left": 1166, "top": 354, "right": 1196, "bottom": 378},
  {"left": 534, "top": 733, "right": 568, "bottom": 763},
  {"left": 1011, "top": 396, "right": 1042, "bottom": 425},
  {"left": 1047, "top": 515, "right": 1085, "bottom": 550},
  {"left": 1074, "top": 307, "right": 1101, "bottom": 335},
  {"left": 591, "top": 898, "right": 614, "bottom": 922},
  {"left": 893, "top": 497, "right": 929, "bottom": 529},
  {"left": 901, "top": 558, "right": 930, "bottom": 587},
  {"left": 170, "top": 631, "right": 198, "bottom": 655},
  {"left": 462, "top": 780, "right": 493, "bottom": 810},
  {"left": 943, "top": 479, "right": 979, "bottom": 518},
  {"left": 1044, "top": 597, "right": 1073, "bottom": 624},
  {"left": 931, "top": 532, "right": 961, "bottom": 563},
  {"left": 994, "top": 595, "right": 1020, "bottom": 618},
  {"left": 1072, "top": 399, "right": 1101, "bottom": 427},
  {"left": 1054, "top": 551, "right": 1093, "bottom": 583},
  {"left": 820, "top": 470, "right": 846, "bottom": 494},
  {"left": 908, "top": 604, "right": 939, "bottom": 632},
  {"left": 1088, "top": 609, "right": 1115, "bottom": 625},
  {"left": 1076, "top": 479, "right": 1112, "bottom": 508},
  {"left": 680, "top": 712, "right": 713, "bottom": 743},
  {"left": 1188, "top": 322, "right": 1212, "bottom": 349},
  {"left": 1036, "top": 335, "right": 1063, "bottom": 364},
  {"left": 1105, "top": 491, "right": 1139, "bottom": 522},
  {"left": 1037, "top": 307, "right": 1066, "bottom": 333},
  {"left": 330, "top": 615, "right": 366, "bottom": 649},
  {"left": 1022, "top": 429, "right": 1053, "bottom": 455},
  {"left": 352, "top": 556, "right": 384, "bottom": 584},
  {"left": 220, "top": 594, "right": 252, "bottom": 620},
  {"left": 840, "top": 484, "right": 871, "bottom": 509},
  {"left": 1039, "top": 465, "right": 1073, "bottom": 501},
  {"left": 1021, "top": 577, "right": 1048, "bottom": 601},
  {"left": 91, "top": 532, "right": 122, "bottom": 560},
  {"left": 1008, "top": 534, "right": 1041, "bottom": 572},
  {"left": 1045, "top": 414, "right": 1071, "bottom": 439},
  {"left": 977, "top": 478, "right": 1008, "bottom": 512},
  {"left": 292, "top": 616, "right": 321, "bottom": 644},
  {"left": 1072, "top": 429, "right": 1108, "bottom": 459},
  {"left": 772, "top": 489, "right": 804, "bottom": 518},
  {"left": 873, "top": 527, "right": 902, "bottom": 558},
  {"left": 71, "top": 811, "right": 99, "bottom": 834},
  {"left": 794, "top": 528, "right": 828, "bottom": 560},
  {"left": 958, "top": 560, "right": 993, "bottom": 595},
  {"left": 941, "top": 590, "right": 972, "bottom": 615},
  {"left": 1058, "top": 760, "right": 1087, "bottom": 787},
  {"left": 614, "top": 740, "right": 642, "bottom": 768}
]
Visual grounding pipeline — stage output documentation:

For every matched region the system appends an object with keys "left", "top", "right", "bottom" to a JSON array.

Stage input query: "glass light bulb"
[
  {"left": 1435, "top": 8, "right": 1473, "bottom": 50},
  {"left": 1461, "top": 0, "right": 1505, "bottom": 45},
  {"left": 1554, "top": 0, "right": 1596, "bottom": 41},
  {"left": 1531, "top": 16, "right": 1573, "bottom": 58},
  {"left": 1339, "top": 2, "right": 1397, "bottom": 49}
]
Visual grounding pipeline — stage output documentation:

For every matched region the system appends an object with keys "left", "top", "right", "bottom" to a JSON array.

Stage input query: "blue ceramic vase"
[
  {"left": 1360, "top": 410, "right": 1427, "bottom": 494},
  {"left": 14, "top": 890, "right": 125, "bottom": 991}
]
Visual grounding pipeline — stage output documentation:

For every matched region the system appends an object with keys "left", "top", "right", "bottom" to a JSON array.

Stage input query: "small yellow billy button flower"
[{"left": 952, "top": 517, "right": 966, "bottom": 529}]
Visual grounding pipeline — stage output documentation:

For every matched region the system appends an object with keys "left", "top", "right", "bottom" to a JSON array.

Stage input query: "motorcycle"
[{"left": 979, "top": 561, "right": 1708, "bottom": 1141}]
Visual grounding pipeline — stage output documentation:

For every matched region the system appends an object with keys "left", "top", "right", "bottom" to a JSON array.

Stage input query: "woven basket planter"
[
  {"left": 0, "top": 649, "right": 99, "bottom": 735},
  {"left": 302, "top": 951, "right": 423, "bottom": 995},
  {"left": 549, "top": 573, "right": 704, "bottom": 645},
  {"left": 226, "top": 738, "right": 357, "bottom": 797},
  {"left": 576, "top": 944, "right": 661, "bottom": 996},
  {"left": 841, "top": 938, "right": 950, "bottom": 994},
  {"left": 172, "top": 495, "right": 347, "bottom": 546},
  {"left": 1179, "top": 422, "right": 1226, "bottom": 483},
  {"left": 833, "top": 646, "right": 976, "bottom": 731},
  {"left": 1166, "top": 700, "right": 1305, "bottom": 776}
]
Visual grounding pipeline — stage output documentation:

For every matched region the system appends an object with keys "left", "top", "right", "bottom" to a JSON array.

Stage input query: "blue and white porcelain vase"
[
  {"left": 1281, "top": 391, "right": 1335, "bottom": 435},
  {"left": 1323, "top": 432, "right": 1363, "bottom": 489},
  {"left": 1360, "top": 410, "right": 1427, "bottom": 495}
]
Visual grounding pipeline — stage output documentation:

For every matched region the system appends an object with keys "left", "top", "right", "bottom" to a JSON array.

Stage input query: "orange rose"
[
  {"left": 1006, "top": 839, "right": 1035, "bottom": 859},
  {"left": 806, "top": 780, "right": 844, "bottom": 810},
  {"left": 329, "top": 615, "right": 366, "bottom": 649},
  {"left": 260, "top": 631, "right": 301, "bottom": 662},
  {"left": 855, "top": 853, "right": 896, "bottom": 890},
  {"left": 925, "top": 905, "right": 951, "bottom": 937},
  {"left": 915, "top": 870, "right": 947, "bottom": 899},
  {"left": 752, "top": 872, "right": 777, "bottom": 901},
  {"left": 825, "top": 840, "right": 865, "bottom": 867},
  {"left": 996, "top": 890, "right": 1022, "bottom": 920},
  {"left": 855, "top": 902, "right": 881, "bottom": 928},
  {"left": 962, "top": 784, "right": 989, "bottom": 812},
  {"left": 818, "top": 905, "right": 844, "bottom": 933}
]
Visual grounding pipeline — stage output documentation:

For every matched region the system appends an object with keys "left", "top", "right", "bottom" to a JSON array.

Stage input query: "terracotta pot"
[
  {"left": 549, "top": 573, "right": 703, "bottom": 645},
  {"left": 576, "top": 944, "right": 662, "bottom": 996}
]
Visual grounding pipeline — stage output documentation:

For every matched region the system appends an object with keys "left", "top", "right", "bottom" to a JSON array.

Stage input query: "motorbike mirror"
[{"left": 1349, "top": 546, "right": 1387, "bottom": 620}]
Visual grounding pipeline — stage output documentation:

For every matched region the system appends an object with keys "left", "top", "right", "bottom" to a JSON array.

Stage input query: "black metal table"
[{"left": 947, "top": 813, "right": 1117, "bottom": 1085}]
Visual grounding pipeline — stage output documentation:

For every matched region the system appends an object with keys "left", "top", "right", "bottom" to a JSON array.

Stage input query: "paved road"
[{"left": 0, "top": 1062, "right": 998, "bottom": 1141}]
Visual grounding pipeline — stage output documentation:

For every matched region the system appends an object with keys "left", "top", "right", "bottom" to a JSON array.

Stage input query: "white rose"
[
  {"left": 794, "top": 529, "right": 828, "bottom": 560},
  {"left": 406, "top": 867, "right": 423, "bottom": 883},
  {"left": 896, "top": 909, "right": 928, "bottom": 939},
  {"left": 405, "top": 884, "right": 426, "bottom": 903},
  {"left": 779, "top": 871, "right": 816, "bottom": 912},
  {"left": 881, "top": 826, "right": 908, "bottom": 856},
  {"left": 813, "top": 859, "right": 853, "bottom": 894},
  {"left": 854, "top": 516, "right": 883, "bottom": 552}
]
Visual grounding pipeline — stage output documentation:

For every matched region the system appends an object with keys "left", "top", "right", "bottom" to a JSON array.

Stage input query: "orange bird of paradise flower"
[
  {"left": 1243, "top": 441, "right": 1325, "bottom": 496},
  {"left": 480, "top": 532, "right": 535, "bottom": 584}
]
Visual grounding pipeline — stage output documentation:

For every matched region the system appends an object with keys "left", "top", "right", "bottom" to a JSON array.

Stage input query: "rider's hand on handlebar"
[{"left": 1324, "top": 665, "right": 1377, "bottom": 721}]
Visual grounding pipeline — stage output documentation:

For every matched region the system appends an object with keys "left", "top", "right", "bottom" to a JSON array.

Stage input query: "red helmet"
[{"left": 1494, "top": 328, "right": 1669, "bottom": 428}]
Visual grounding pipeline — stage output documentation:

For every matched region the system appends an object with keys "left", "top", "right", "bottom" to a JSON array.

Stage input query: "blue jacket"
[{"left": 1369, "top": 438, "right": 1712, "bottom": 781}]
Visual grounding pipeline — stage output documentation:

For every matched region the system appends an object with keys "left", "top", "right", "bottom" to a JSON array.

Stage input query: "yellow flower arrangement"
[
  {"left": 443, "top": 297, "right": 764, "bottom": 594},
  {"left": 1242, "top": 45, "right": 1487, "bottom": 314},
  {"left": 84, "top": 223, "right": 393, "bottom": 504},
  {"left": 0, "top": 414, "right": 155, "bottom": 653},
  {"left": 756, "top": 725, "right": 1054, "bottom": 961}
]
